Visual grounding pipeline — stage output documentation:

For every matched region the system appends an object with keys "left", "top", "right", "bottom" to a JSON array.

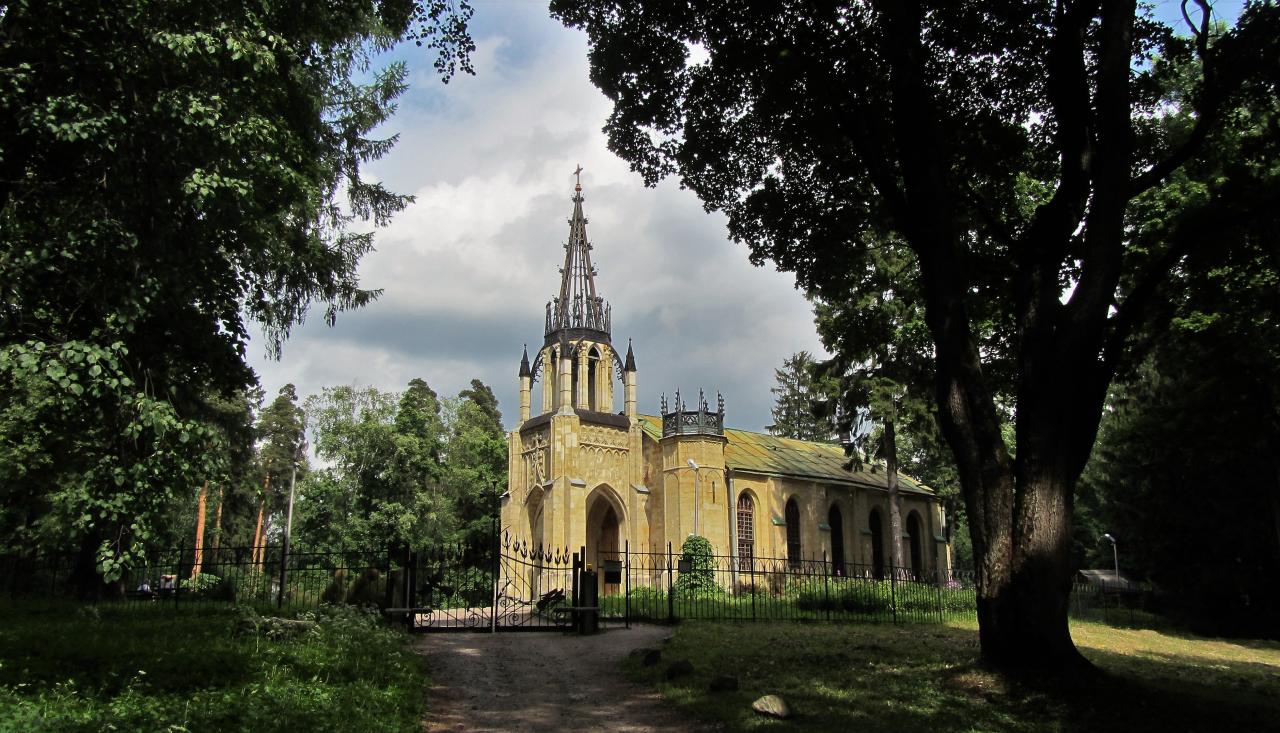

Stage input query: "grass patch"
[
  {"left": 0, "top": 601, "right": 426, "bottom": 732},
  {"left": 626, "top": 619, "right": 1280, "bottom": 731}
]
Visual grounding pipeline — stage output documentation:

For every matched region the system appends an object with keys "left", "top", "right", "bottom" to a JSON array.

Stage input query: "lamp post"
[
  {"left": 687, "top": 459, "right": 700, "bottom": 536},
  {"left": 1102, "top": 533, "right": 1119, "bottom": 585}
]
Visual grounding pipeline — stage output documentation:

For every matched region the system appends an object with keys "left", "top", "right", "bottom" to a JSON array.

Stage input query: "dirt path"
[{"left": 416, "top": 625, "right": 720, "bottom": 732}]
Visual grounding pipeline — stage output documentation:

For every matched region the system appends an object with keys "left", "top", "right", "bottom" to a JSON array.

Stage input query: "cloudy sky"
[
  {"left": 249, "top": 0, "right": 1243, "bottom": 434},
  {"left": 249, "top": 2, "right": 827, "bottom": 432}
]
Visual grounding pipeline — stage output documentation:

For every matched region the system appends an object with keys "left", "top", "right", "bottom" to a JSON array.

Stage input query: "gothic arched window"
[
  {"left": 587, "top": 347, "right": 600, "bottom": 411},
  {"left": 736, "top": 493, "right": 754, "bottom": 571},
  {"left": 869, "top": 507, "right": 885, "bottom": 579},
  {"left": 785, "top": 498, "right": 802, "bottom": 570},
  {"left": 829, "top": 504, "right": 845, "bottom": 577},
  {"left": 907, "top": 510, "right": 924, "bottom": 581}
]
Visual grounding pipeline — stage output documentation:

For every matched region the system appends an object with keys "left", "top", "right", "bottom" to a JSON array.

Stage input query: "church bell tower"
[{"left": 506, "top": 169, "right": 644, "bottom": 555}]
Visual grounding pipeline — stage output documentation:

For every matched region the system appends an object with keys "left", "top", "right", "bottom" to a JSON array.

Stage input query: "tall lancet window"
[
  {"left": 588, "top": 347, "right": 600, "bottom": 411},
  {"left": 737, "top": 493, "right": 755, "bottom": 572}
]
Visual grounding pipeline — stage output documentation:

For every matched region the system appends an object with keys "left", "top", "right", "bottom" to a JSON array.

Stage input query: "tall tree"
[
  {"left": 552, "top": 0, "right": 1280, "bottom": 669},
  {"left": 443, "top": 380, "right": 507, "bottom": 544},
  {"left": 253, "top": 384, "right": 306, "bottom": 555},
  {"left": 0, "top": 0, "right": 472, "bottom": 580},
  {"left": 767, "top": 351, "right": 836, "bottom": 441}
]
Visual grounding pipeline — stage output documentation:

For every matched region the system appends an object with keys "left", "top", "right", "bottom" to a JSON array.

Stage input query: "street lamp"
[
  {"left": 1102, "top": 533, "right": 1119, "bottom": 586},
  {"left": 687, "top": 459, "right": 700, "bottom": 536}
]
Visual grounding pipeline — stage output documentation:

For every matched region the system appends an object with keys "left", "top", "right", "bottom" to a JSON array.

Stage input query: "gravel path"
[{"left": 415, "top": 625, "right": 720, "bottom": 732}]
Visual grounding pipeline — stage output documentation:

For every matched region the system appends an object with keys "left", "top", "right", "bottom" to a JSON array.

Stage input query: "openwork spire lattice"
[{"left": 545, "top": 167, "right": 611, "bottom": 342}]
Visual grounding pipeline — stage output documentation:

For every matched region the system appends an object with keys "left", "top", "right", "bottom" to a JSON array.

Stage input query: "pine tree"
[{"left": 767, "top": 352, "right": 835, "bottom": 441}]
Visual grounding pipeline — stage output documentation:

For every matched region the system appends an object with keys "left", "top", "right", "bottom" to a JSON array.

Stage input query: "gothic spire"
[
  {"left": 544, "top": 166, "right": 611, "bottom": 345},
  {"left": 518, "top": 344, "right": 530, "bottom": 378}
]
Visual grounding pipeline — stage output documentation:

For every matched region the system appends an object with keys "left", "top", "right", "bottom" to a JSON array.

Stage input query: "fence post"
[
  {"left": 383, "top": 546, "right": 393, "bottom": 610},
  {"left": 750, "top": 558, "right": 757, "bottom": 621},
  {"left": 175, "top": 547, "right": 185, "bottom": 609},
  {"left": 823, "top": 551, "right": 831, "bottom": 622},
  {"left": 666, "top": 541, "right": 674, "bottom": 624},
  {"left": 624, "top": 540, "right": 630, "bottom": 629},
  {"left": 490, "top": 516, "right": 500, "bottom": 633},
  {"left": 277, "top": 540, "right": 289, "bottom": 609}
]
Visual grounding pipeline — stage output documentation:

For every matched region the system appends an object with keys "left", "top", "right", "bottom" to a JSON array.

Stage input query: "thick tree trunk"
[
  {"left": 191, "top": 480, "right": 208, "bottom": 576},
  {"left": 977, "top": 470, "right": 1086, "bottom": 670},
  {"left": 884, "top": 417, "right": 904, "bottom": 573}
]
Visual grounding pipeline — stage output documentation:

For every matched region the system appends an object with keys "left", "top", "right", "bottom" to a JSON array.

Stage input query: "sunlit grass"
[{"left": 624, "top": 619, "right": 1280, "bottom": 732}]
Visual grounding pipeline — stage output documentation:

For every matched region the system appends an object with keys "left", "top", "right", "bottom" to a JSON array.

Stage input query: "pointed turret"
[
  {"left": 624, "top": 339, "right": 636, "bottom": 372},
  {"left": 518, "top": 345, "right": 532, "bottom": 422},
  {"left": 544, "top": 169, "right": 611, "bottom": 346}
]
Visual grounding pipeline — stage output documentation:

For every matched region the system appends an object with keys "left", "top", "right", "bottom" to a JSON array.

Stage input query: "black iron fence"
[
  {"left": 4, "top": 538, "right": 1155, "bottom": 630},
  {"left": 2, "top": 545, "right": 392, "bottom": 610},
  {"left": 595, "top": 543, "right": 978, "bottom": 625}
]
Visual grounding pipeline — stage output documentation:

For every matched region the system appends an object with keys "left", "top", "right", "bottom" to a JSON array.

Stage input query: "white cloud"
[{"left": 250, "top": 2, "right": 826, "bottom": 432}]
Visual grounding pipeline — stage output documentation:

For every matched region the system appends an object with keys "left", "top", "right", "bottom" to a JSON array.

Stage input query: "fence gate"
[{"left": 399, "top": 529, "right": 579, "bottom": 633}]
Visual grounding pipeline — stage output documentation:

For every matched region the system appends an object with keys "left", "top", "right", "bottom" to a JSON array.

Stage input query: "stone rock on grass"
[
  {"left": 752, "top": 694, "right": 791, "bottom": 719},
  {"left": 630, "top": 647, "right": 663, "bottom": 667},
  {"left": 665, "top": 659, "right": 694, "bottom": 680},
  {"left": 709, "top": 675, "right": 739, "bottom": 692}
]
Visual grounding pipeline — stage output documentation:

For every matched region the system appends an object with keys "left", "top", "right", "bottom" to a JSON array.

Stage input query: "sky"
[
  {"left": 248, "top": 2, "right": 827, "bottom": 433},
  {"left": 248, "top": 0, "right": 1246, "bottom": 435}
]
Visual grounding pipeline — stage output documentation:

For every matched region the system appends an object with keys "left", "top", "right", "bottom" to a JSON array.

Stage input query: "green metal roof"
[{"left": 636, "top": 415, "right": 934, "bottom": 496}]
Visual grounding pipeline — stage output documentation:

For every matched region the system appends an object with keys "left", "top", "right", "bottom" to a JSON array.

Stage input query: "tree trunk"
[
  {"left": 884, "top": 417, "right": 904, "bottom": 574},
  {"left": 210, "top": 485, "right": 224, "bottom": 555},
  {"left": 191, "top": 480, "right": 208, "bottom": 577},
  {"left": 251, "top": 475, "right": 269, "bottom": 566},
  {"left": 977, "top": 469, "right": 1087, "bottom": 671}
]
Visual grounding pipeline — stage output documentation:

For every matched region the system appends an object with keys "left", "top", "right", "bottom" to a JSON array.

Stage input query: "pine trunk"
[
  {"left": 210, "top": 485, "right": 224, "bottom": 555},
  {"left": 251, "top": 476, "right": 269, "bottom": 566},
  {"left": 884, "top": 418, "right": 904, "bottom": 573},
  {"left": 191, "top": 480, "right": 208, "bottom": 577}
]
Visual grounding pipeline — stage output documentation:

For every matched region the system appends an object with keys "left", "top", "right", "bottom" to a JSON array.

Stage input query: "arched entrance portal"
[{"left": 584, "top": 486, "right": 625, "bottom": 594}]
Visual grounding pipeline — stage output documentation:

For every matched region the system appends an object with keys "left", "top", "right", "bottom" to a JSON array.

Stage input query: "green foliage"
[
  {"left": 180, "top": 572, "right": 221, "bottom": 595},
  {"left": 298, "top": 377, "right": 504, "bottom": 552},
  {"left": 767, "top": 351, "right": 837, "bottom": 441},
  {"left": 0, "top": 0, "right": 473, "bottom": 583},
  {"left": 552, "top": 0, "right": 1280, "bottom": 663},
  {"left": 674, "top": 535, "right": 723, "bottom": 598},
  {"left": 0, "top": 602, "right": 427, "bottom": 732}
]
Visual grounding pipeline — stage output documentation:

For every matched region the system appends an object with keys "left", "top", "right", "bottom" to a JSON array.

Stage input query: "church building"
[{"left": 501, "top": 175, "right": 951, "bottom": 581}]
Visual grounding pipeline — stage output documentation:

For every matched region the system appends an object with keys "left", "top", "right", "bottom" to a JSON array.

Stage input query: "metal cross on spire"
[{"left": 573, "top": 164, "right": 583, "bottom": 191}]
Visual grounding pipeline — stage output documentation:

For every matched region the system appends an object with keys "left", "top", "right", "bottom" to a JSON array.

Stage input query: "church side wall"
[{"left": 726, "top": 472, "right": 945, "bottom": 578}]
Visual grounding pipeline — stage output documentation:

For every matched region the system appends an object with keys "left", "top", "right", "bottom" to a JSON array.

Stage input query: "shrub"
[
  {"left": 674, "top": 535, "right": 724, "bottom": 598},
  {"left": 180, "top": 572, "right": 221, "bottom": 595}
]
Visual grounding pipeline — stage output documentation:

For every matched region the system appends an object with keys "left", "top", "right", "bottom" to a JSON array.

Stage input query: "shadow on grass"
[
  {"left": 0, "top": 602, "right": 270, "bottom": 694},
  {"left": 0, "top": 600, "right": 428, "bottom": 733},
  {"left": 627, "top": 621, "right": 1280, "bottom": 732}
]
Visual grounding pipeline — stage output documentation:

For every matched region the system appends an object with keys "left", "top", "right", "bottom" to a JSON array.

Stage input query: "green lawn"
[
  {"left": 0, "top": 602, "right": 427, "bottom": 733},
  {"left": 625, "top": 619, "right": 1280, "bottom": 732}
]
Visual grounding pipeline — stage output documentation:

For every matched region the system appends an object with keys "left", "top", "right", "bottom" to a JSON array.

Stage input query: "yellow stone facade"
[{"left": 501, "top": 179, "right": 951, "bottom": 581}]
